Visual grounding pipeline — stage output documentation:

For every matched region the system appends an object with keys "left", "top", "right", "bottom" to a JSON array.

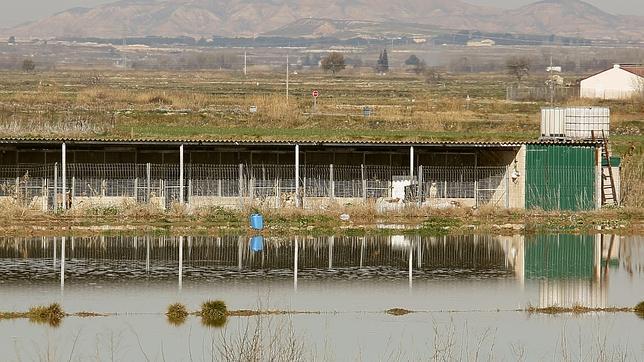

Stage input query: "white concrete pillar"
[
  {"left": 61, "top": 143, "right": 66, "bottom": 210},
  {"left": 295, "top": 144, "right": 300, "bottom": 208},
  {"left": 179, "top": 144, "right": 184, "bottom": 204},
  {"left": 409, "top": 145, "right": 414, "bottom": 178}
]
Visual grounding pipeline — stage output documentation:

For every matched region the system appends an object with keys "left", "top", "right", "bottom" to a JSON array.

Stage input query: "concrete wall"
[{"left": 508, "top": 145, "right": 526, "bottom": 209}]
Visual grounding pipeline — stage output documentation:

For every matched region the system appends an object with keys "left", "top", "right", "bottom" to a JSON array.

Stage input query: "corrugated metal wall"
[{"left": 526, "top": 145, "right": 596, "bottom": 210}]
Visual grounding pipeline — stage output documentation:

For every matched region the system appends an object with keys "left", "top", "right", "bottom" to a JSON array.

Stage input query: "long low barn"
[{"left": 0, "top": 137, "right": 613, "bottom": 211}]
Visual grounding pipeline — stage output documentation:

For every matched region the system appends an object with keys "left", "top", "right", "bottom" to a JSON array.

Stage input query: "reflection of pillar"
[
  {"left": 359, "top": 237, "right": 365, "bottom": 269},
  {"left": 328, "top": 236, "right": 334, "bottom": 269},
  {"left": 539, "top": 279, "right": 606, "bottom": 308},
  {"left": 294, "top": 236, "right": 299, "bottom": 291},
  {"left": 408, "top": 240, "right": 413, "bottom": 289},
  {"left": 145, "top": 236, "right": 150, "bottom": 273},
  {"left": 594, "top": 235, "right": 602, "bottom": 281},
  {"left": 416, "top": 236, "right": 422, "bottom": 269},
  {"left": 53, "top": 237, "right": 57, "bottom": 267},
  {"left": 238, "top": 236, "right": 243, "bottom": 271},
  {"left": 60, "top": 237, "right": 66, "bottom": 290},
  {"left": 178, "top": 236, "right": 183, "bottom": 290},
  {"left": 512, "top": 236, "right": 525, "bottom": 287}
]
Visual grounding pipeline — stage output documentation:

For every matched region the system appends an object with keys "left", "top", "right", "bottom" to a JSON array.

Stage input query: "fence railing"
[
  {"left": 506, "top": 85, "right": 579, "bottom": 101},
  {"left": 0, "top": 163, "right": 510, "bottom": 210}
]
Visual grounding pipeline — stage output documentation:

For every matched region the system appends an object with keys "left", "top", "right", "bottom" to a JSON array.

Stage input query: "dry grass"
[
  {"left": 200, "top": 300, "right": 228, "bottom": 328},
  {"left": 385, "top": 308, "right": 413, "bottom": 316},
  {"left": 27, "top": 303, "right": 66, "bottom": 327},
  {"left": 166, "top": 303, "right": 189, "bottom": 326}
]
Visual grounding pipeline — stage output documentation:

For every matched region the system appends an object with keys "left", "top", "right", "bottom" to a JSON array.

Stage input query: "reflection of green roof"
[{"left": 525, "top": 234, "right": 595, "bottom": 279}]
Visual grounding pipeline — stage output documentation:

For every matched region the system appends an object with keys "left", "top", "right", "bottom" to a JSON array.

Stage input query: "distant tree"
[
  {"left": 506, "top": 56, "right": 531, "bottom": 84},
  {"left": 404, "top": 54, "right": 420, "bottom": 66},
  {"left": 8, "top": 36, "right": 15, "bottom": 45},
  {"left": 320, "top": 52, "right": 346, "bottom": 75},
  {"left": 376, "top": 49, "right": 389, "bottom": 73},
  {"left": 404, "top": 54, "right": 426, "bottom": 74},
  {"left": 22, "top": 59, "right": 35, "bottom": 72}
]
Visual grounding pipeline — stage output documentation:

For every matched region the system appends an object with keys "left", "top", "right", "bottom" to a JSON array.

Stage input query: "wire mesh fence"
[{"left": 0, "top": 163, "right": 511, "bottom": 210}]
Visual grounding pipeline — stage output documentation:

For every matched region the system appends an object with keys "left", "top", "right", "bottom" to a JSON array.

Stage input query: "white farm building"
[{"left": 580, "top": 64, "right": 644, "bottom": 100}]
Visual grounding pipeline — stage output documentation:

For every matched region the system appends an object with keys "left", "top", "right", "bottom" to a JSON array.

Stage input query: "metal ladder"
[{"left": 597, "top": 130, "right": 618, "bottom": 206}]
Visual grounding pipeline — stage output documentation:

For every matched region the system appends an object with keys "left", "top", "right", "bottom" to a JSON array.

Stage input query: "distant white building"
[
  {"left": 466, "top": 39, "right": 495, "bottom": 47},
  {"left": 580, "top": 64, "right": 644, "bottom": 100}
]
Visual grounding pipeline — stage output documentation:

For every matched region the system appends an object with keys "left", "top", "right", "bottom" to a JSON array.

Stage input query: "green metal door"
[{"left": 526, "top": 145, "right": 595, "bottom": 210}]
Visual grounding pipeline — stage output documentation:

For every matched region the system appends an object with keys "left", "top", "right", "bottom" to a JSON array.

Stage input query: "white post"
[
  {"left": 146, "top": 163, "right": 151, "bottom": 203},
  {"left": 244, "top": 51, "right": 247, "bottom": 76},
  {"left": 410, "top": 145, "right": 415, "bottom": 178},
  {"left": 53, "top": 163, "right": 58, "bottom": 211},
  {"left": 179, "top": 144, "right": 184, "bottom": 204},
  {"left": 329, "top": 164, "right": 335, "bottom": 200},
  {"left": 295, "top": 144, "right": 300, "bottom": 208},
  {"left": 61, "top": 142, "right": 66, "bottom": 210},
  {"left": 286, "top": 53, "right": 289, "bottom": 100}
]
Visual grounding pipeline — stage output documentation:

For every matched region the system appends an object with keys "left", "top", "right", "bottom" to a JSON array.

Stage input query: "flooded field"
[{"left": 1, "top": 233, "right": 642, "bottom": 360}]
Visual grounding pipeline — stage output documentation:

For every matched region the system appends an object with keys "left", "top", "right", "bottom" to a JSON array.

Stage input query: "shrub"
[
  {"left": 166, "top": 303, "right": 189, "bottom": 326},
  {"left": 27, "top": 303, "right": 65, "bottom": 326}
]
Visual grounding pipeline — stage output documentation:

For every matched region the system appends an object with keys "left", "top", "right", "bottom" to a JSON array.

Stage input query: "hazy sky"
[{"left": 1, "top": 0, "right": 643, "bottom": 28}]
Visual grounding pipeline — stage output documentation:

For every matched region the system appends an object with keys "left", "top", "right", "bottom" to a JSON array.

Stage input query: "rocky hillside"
[{"left": 3, "top": 0, "right": 643, "bottom": 40}]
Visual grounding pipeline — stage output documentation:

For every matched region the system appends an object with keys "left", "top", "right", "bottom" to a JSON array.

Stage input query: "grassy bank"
[{"left": 0, "top": 203, "right": 641, "bottom": 236}]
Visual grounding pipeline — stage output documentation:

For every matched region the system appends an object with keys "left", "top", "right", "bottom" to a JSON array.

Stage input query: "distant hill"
[{"left": 3, "top": 0, "right": 643, "bottom": 40}]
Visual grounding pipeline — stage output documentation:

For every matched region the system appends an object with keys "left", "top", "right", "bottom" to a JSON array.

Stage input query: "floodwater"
[{"left": 0, "top": 233, "right": 642, "bottom": 361}]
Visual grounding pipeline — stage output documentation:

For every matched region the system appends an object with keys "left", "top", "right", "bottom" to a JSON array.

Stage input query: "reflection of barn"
[
  {"left": 525, "top": 234, "right": 606, "bottom": 308},
  {"left": 0, "top": 235, "right": 514, "bottom": 279},
  {"left": 0, "top": 138, "right": 605, "bottom": 211}
]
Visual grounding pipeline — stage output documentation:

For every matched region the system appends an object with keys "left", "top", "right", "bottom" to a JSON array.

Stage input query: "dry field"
[{"left": 0, "top": 69, "right": 640, "bottom": 143}]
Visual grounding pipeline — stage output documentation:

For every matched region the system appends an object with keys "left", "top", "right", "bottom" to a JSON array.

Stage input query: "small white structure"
[
  {"left": 540, "top": 107, "right": 610, "bottom": 140},
  {"left": 580, "top": 64, "right": 644, "bottom": 100},
  {"left": 466, "top": 39, "right": 495, "bottom": 47}
]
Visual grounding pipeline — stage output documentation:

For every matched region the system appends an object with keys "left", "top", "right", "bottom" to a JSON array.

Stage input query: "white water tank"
[{"left": 540, "top": 107, "right": 610, "bottom": 140}]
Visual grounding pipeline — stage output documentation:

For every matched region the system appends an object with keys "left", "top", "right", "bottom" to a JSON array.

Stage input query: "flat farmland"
[{"left": 0, "top": 69, "right": 641, "bottom": 147}]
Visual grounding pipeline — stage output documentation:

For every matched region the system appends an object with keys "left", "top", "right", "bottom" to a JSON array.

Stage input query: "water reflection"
[{"left": 0, "top": 234, "right": 641, "bottom": 308}]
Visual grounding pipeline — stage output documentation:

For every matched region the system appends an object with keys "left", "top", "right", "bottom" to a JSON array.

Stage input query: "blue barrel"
[
  {"left": 250, "top": 235, "right": 264, "bottom": 252},
  {"left": 249, "top": 213, "right": 264, "bottom": 230}
]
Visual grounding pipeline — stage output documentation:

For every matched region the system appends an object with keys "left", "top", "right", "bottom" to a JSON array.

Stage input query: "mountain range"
[{"left": 4, "top": 0, "right": 644, "bottom": 40}]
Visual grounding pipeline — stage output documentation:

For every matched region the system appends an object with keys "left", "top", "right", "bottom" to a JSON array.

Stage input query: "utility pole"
[
  {"left": 286, "top": 53, "right": 289, "bottom": 100},
  {"left": 549, "top": 56, "right": 554, "bottom": 106}
]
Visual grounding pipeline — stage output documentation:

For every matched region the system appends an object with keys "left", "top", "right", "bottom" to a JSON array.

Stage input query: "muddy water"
[{"left": 0, "top": 234, "right": 642, "bottom": 360}]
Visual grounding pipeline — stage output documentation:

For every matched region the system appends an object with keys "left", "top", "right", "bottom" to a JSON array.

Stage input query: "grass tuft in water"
[
  {"left": 27, "top": 303, "right": 65, "bottom": 327},
  {"left": 166, "top": 303, "right": 189, "bottom": 326},
  {"left": 635, "top": 301, "right": 644, "bottom": 319},
  {"left": 200, "top": 300, "right": 228, "bottom": 328},
  {"left": 386, "top": 308, "right": 413, "bottom": 316}
]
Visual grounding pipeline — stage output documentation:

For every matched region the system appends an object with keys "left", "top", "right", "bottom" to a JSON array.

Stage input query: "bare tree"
[
  {"left": 22, "top": 59, "right": 35, "bottom": 72},
  {"left": 320, "top": 52, "right": 346, "bottom": 75},
  {"left": 506, "top": 56, "right": 531, "bottom": 84}
]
